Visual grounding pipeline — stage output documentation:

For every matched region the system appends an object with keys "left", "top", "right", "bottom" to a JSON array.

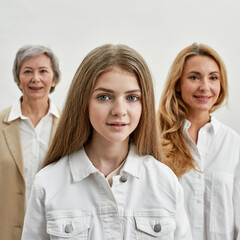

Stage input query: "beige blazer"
[{"left": 0, "top": 107, "right": 59, "bottom": 240}]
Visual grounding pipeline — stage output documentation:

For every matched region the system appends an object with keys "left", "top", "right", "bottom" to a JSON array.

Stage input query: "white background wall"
[{"left": 0, "top": 0, "right": 239, "bottom": 133}]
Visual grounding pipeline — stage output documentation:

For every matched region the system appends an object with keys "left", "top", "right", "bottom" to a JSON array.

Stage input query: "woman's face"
[
  {"left": 88, "top": 66, "right": 142, "bottom": 144},
  {"left": 19, "top": 54, "right": 55, "bottom": 102},
  {"left": 179, "top": 55, "right": 221, "bottom": 118}
]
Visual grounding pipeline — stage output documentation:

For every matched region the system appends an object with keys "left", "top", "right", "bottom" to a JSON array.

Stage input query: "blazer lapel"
[
  {"left": 3, "top": 119, "right": 25, "bottom": 180},
  {"left": 50, "top": 115, "right": 59, "bottom": 142}
]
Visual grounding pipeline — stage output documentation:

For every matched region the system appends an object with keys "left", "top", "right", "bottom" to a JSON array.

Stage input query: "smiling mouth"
[
  {"left": 107, "top": 123, "right": 128, "bottom": 126},
  {"left": 194, "top": 95, "right": 212, "bottom": 103},
  {"left": 29, "top": 87, "right": 43, "bottom": 90},
  {"left": 194, "top": 95, "right": 211, "bottom": 99}
]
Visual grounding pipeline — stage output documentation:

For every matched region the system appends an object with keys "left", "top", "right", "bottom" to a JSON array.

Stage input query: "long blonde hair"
[
  {"left": 158, "top": 43, "right": 228, "bottom": 177},
  {"left": 43, "top": 44, "right": 161, "bottom": 167}
]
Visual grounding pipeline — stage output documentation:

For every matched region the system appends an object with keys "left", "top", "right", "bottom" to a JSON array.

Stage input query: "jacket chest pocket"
[
  {"left": 46, "top": 212, "right": 91, "bottom": 240},
  {"left": 134, "top": 215, "right": 176, "bottom": 239}
]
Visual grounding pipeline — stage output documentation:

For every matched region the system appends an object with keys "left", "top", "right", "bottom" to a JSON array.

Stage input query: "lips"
[
  {"left": 107, "top": 122, "right": 128, "bottom": 126},
  {"left": 106, "top": 122, "right": 128, "bottom": 130},
  {"left": 29, "top": 86, "right": 43, "bottom": 90},
  {"left": 194, "top": 95, "right": 212, "bottom": 102}
]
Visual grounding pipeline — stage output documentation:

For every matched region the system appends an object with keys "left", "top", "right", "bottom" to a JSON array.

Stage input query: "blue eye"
[
  {"left": 190, "top": 76, "right": 198, "bottom": 80},
  {"left": 210, "top": 76, "right": 218, "bottom": 81},
  {"left": 98, "top": 95, "right": 110, "bottom": 101},
  {"left": 127, "top": 95, "right": 138, "bottom": 101}
]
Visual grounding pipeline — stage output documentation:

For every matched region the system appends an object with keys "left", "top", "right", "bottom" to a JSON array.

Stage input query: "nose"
[
  {"left": 199, "top": 78, "right": 210, "bottom": 91},
  {"left": 31, "top": 71, "right": 41, "bottom": 82},
  {"left": 111, "top": 98, "right": 127, "bottom": 117}
]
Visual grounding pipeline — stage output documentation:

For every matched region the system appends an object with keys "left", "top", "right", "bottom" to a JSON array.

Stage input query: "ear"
[
  {"left": 51, "top": 79, "right": 56, "bottom": 87},
  {"left": 18, "top": 82, "right": 22, "bottom": 91},
  {"left": 175, "top": 81, "right": 181, "bottom": 93}
]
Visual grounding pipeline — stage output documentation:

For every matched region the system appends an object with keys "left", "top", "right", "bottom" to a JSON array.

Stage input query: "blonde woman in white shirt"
[
  {"left": 21, "top": 44, "right": 192, "bottom": 239},
  {"left": 0, "top": 45, "right": 60, "bottom": 240},
  {"left": 158, "top": 43, "right": 240, "bottom": 239}
]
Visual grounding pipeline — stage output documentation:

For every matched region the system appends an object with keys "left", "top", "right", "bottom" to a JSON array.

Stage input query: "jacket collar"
[
  {"left": 121, "top": 144, "right": 141, "bottom": 179},
  {"left": 69, "top": 144, "right": 142, "bottom": 183},
  {"left": 2, "top": 108, "right": 25, "bottom": 180},
  {"left": 69, "top": 148, "right": 99, "bottom": 183}
]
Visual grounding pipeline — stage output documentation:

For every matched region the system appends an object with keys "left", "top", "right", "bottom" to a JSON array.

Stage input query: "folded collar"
[
  {"left": 184, "top": 115, "right": 219, "bottom": 135},
  {"left": 69, "top": 148, "right": 99, "bottom": 182},
  {"left": 121, "top": 144, "right": 142, "bottom": 179},
  {"left": 69, "top": 144, "right": 142, "bottom": 183},
  {"left": 8, "top": 97, "right": 59, "bottom": 122}
]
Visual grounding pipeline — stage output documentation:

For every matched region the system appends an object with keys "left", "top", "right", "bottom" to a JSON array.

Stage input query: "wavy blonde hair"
[
  {"left": 158, "top": 43, "right": 228, "bottom": 177},
  {"left": 43, "top": 44, "right": 161, "bottom": 167}
]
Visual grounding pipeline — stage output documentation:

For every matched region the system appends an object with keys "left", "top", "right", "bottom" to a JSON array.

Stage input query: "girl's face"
[
  {"left": 19, "top": 54, "right": 55, "bottom": 102},
  {"left": 88, "top": 66, "right": 142, "bottom": 144},
  {"left": 179, "top": 55, "right": 221, "bottom": 118}
]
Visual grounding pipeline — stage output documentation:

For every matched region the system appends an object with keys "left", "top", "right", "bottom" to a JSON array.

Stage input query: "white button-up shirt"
[
  {"left": 8, "top": 99, "right": 59, "bottom": 207},
  {"left": 22, "top": 145, "right": 192, "bottom": 239},
  {"left": 180, "top": 116, "right": 240, "bottom": 240}
]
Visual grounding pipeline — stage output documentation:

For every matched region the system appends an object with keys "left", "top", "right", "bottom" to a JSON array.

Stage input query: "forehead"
[
  {"left": 21, "top": 54, "right": 51, "bottom": 68},
  {"left": 94, "top": 66, "right": 140, "bottom": 90},
  {"left": 183, "top": 55, "right": 220, "bottom": 73}
]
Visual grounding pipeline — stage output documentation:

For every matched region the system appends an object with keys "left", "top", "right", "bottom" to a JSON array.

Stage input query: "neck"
[
  {"left": 21, "top": 96, "right": 50, "bottom": 127},
  {"left": 85, "top": 137, "right": 129, "bottom": 177},
  {"left": 186, "top": 111, "right": 211, "bottom": 144}
]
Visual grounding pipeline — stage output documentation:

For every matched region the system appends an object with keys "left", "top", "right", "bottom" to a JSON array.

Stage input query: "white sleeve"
[
  {"left": 234, "top": 147, "right": 240, "bottom": 240},
  {"left": 21, "top": 176, "right": 49, "bottom": 240},
  {"left": 174, "top": 182, "right": 193, "bottom": 240}
]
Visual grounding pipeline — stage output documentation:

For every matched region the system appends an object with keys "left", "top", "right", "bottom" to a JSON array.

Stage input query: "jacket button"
[
  {"left": 65, "top": 224, "right": 73, "bottom": 233},
  {"left": 154, "top": 223, "right": 161, "bottom": 233},
  {"left": 119, "top": 176, "right": 127, "bottom": 183}
]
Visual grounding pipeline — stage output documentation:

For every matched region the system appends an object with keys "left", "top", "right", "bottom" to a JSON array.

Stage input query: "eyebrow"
[
  {"left": 22, "top": 66, "right": 49, "bottom": 69},
  {"left": 93, "top": 87, "right": 141, "bottom": 94},
  {"left": 187, "top": 71, "right": 220, "bottom": 75}
]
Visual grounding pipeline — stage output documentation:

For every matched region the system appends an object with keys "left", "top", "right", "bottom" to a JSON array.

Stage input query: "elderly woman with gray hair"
[{"left": 0, "top": 45, "right": 61, "bottom": 240}]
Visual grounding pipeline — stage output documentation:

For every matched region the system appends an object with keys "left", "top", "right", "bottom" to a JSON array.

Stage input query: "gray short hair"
[{"left": 13, "top": 45, "right": 61, "bottom": 93}]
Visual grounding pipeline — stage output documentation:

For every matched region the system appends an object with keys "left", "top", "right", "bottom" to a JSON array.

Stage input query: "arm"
[
  {"left": 234, "top": 147, "right": 240, "bottom": 240},
  {"left": 174, "top": 182, "right": 193, "bottom": 240},
  {"left": 21, "top": 177, "right": 49, "bottom": 240}
]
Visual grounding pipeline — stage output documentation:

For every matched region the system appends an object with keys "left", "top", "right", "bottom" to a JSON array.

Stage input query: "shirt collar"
[
  {"left": 69, "top": 144, "right": 142, "bottom": 183},
  {"left": 183, "top": 115, "right": 219, "bottom": 135},
  {"left": 209, "top": 115, "right": 220, "bottom": 134},
  {"left": 7, "top": 97, "right": 60, "bottom": 122}
]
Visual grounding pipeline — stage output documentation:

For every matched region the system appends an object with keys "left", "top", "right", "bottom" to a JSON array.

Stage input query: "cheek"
[
  {"left": 215, "top": 83, "right": 221, "bottom": 96},
  {"left": 43, "top": 76, "right": 54, "bottom": 85},
  {"left": 18, "top": 78, "right": 27, "bottom": 89},
  {"left": 180, "top": 84, "right": 194, "bottom": 99},
  {"left": 19, "top": 75, "right": 31, "bottom": 85},
  {"left": 132, "top": 104, "right": 142, "bottom": 123},
  {"left": 89, "top": 104, "right": 105, "bottom": 124}
]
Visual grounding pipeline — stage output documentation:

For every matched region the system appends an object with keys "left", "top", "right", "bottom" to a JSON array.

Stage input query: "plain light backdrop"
[{"left": 0, "top": 0, "right": 239, "bottom": 133}]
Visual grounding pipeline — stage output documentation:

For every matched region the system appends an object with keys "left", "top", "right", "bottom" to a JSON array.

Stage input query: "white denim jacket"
[
  {"left": 180, "top": 116, "right": 240, "bottom": 240},
  {"left": 22, "top": 145, "right": 192, "bottom": 240}
]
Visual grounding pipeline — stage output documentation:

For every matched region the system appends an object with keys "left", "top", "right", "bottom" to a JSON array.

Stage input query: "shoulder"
[
  {"left": 136, "top": 154, "right": 182, "bottom": 206},
  {"left": 144, "top": 154, "right": 178, "bottom": 175},
  {"left": 128, "top": 145, "right": 178, "bottom": 184},
  {"left": 141, "top": 154, "right": 180, "bottom": 187},
  {"left": 214, "top": 118, "right": 240, "bottom": 141},
  {"left": 35, "top": 155, "right": 70, "bottom": 188}
]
